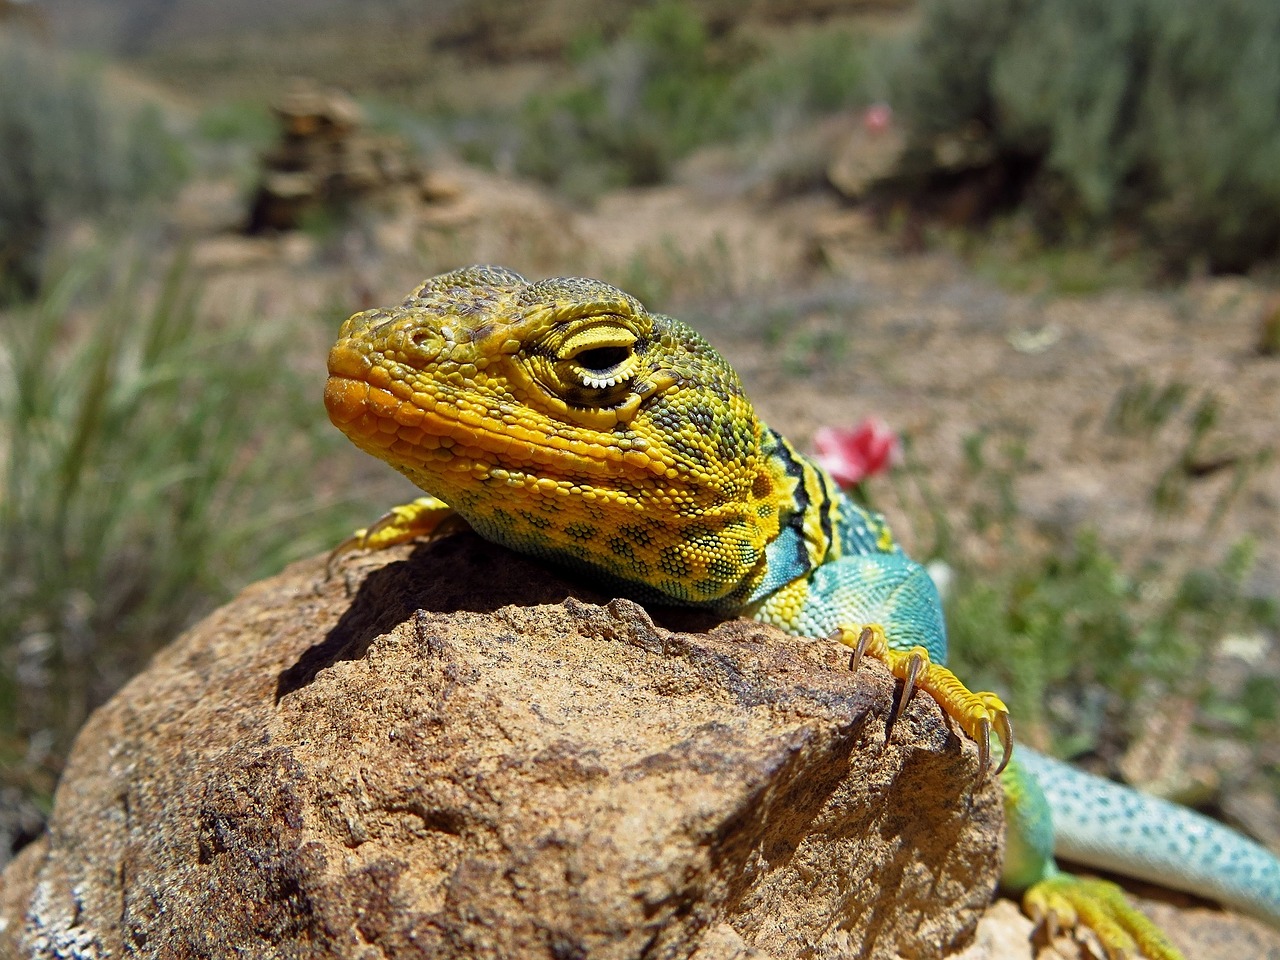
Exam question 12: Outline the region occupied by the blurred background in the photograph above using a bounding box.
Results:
[1,0,1278,872]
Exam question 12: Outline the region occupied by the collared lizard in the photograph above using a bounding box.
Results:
[324,264,1280,959]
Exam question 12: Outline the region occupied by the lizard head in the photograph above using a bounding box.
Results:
[325,264,784,605]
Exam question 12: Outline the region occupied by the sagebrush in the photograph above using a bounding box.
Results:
[891,0,1280,271]
[0,256,365,845]
[0,37,186,297]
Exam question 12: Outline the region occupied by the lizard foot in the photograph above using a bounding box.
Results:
[326,496,463,577]
[1024,874,1185,960]
[832,624,1012,775]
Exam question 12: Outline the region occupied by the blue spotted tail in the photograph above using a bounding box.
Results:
[1020,749,1280,925]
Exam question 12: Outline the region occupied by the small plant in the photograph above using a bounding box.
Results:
[607,232,737,309]
[195,99,275,146]
[1123,386,1270,522]
[0,37,187,297]
[944,529,1268,757]
[889,0,1280,272]
[1257,296,1280,357]
[1107,376,1190,438]
[958,428,1026,541]
[858,404,1278,765]
[948,216,1158,295]
[781,328,850,379]
[0,254,367,825]
[510,2,872,200]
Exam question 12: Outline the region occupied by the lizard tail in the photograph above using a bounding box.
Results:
[1018,748,1280,926]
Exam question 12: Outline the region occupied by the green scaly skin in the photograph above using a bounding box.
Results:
[325,265,1280,960]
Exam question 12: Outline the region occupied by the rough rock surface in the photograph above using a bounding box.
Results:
[0,534,1003,959]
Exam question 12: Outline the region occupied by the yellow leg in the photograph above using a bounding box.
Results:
[833,624,1013,775]
[326,496,463,576]
[1025,874,1186,960]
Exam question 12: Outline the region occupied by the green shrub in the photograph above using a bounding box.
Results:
[511,2,870,200]
[888,0,1023,142]
[0,255,364,812]
[0,37,187,297]
[732,27,869,122]
[891,0,1280,271]
[514,1,734,198]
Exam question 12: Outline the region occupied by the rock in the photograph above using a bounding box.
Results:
[420,171,467,205]
[0,534,1002,959]
[245,81,421,234]
[949,899,1036,960]
[826,123,907,203]
[1144,901,1280,960]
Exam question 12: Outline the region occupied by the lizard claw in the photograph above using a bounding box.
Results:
[992,707,1013,775]
[327,527,373,579]
[835,625,1013,776]
[974,716,991,777]
[900,650,923,709]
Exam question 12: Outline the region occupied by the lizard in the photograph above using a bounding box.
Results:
[323,264,1280,959]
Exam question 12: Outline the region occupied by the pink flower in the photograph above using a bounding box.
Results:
[862,103,893,136]
[813,418,902,489]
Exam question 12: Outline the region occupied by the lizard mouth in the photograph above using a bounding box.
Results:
[324,342,479,463]
[324,371,661,484]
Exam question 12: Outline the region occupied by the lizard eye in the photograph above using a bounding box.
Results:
[575,346,630,373]
[525,318,644,408]
[569,344,638,391]
[566,342,637,391]
[558,327,640,393]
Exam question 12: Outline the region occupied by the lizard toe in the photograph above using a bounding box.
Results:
[326,496,462,577]
[834,624,1013,775]
[1023,874,1185,960]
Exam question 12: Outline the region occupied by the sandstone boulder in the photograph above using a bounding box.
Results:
[0,534,1002,959]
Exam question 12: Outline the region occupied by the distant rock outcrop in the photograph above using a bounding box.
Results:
[0,534,1002,959]
[246,81,420,233]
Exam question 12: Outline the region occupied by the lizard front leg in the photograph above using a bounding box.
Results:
[836,623,1011,774]
[327,495,466,575]
[750,552,1012,774]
